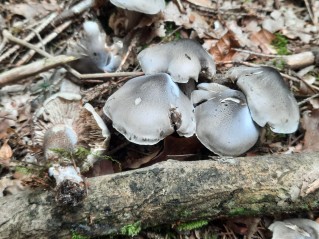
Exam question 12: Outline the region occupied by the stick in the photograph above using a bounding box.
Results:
[0,55,77,87]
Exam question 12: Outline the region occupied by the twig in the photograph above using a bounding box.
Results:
[304,0,316,25]
[0,55,77,87]
[0,12,57,63]
[232,48,282,58]
[75,72,143,79]
[174,0,186,13]
[16,20,73,65]
[2,30,51,58]
[298,93,319,106]
[52,0,94,25]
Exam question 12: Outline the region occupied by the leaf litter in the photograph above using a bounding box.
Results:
[1,0,319,238]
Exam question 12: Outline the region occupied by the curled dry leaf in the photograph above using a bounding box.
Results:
[208,31,245,62]
[0,140,13,166]
[249,29,276,54]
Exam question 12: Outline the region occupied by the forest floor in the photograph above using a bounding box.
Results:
[1,0,319,238]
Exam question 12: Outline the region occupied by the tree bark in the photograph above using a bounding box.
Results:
[1,152,319,238]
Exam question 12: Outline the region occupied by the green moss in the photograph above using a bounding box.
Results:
[164,22,181,41]
[177,219,209,231]
[15,166,32,175]
[180,209,193,218]
[272,58,286,70]
[50,146,120,168]
[120,221,142,237]
[272,33,290,55]
[71,232,89,239]
[229,207,246,216]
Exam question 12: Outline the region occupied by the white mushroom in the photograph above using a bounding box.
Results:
[67,21,121,73]
[227,66,300,133]
[103,73,195,145]
[33,92,110,170]
[269,219,319,239]
[110,0,165,14]
[192,83,259,156]
[33,90,110,205]
[137,39,216,83]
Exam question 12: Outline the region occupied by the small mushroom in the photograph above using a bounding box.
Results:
[269,219,319,239]
[227,66,300,133]
[192,83,259,156]
[103,73,195,145]
[67,21,121,73]
[137,39,216,83]
[33,92,110,205]
[110,0,165,14]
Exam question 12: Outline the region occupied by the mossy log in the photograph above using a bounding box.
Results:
[1,152,319,238]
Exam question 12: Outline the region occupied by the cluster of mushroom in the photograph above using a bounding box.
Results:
[104,39,300,156]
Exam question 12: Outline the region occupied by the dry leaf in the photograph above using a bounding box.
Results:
[163,2,212,38]
[209,31,247,62]
[146,135,203,166]
[6,0,59,21]
[0,140,13,165]
[226,217,261,236]
[249,29,276,54]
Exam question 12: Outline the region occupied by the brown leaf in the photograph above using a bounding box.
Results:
[302,109,319,152]
[209,31,244,62]
[249,29,276,54]
[0,140,13,165]
[144,135,204,166]
[226,217,261,236]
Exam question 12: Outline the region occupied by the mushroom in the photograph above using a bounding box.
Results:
[227,66,300,133]
[110,0,165,14]
[192,83,260,156]
[137,39,216,83]
[269,219,319,239]
[67,21,121,73]
[33,91,110,205]
[103,73,195,145]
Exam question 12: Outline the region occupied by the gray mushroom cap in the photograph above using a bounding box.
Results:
[192,83,259,156]
[67,21,120,73]
[269,219,319,239]
[103,73,195,145]
[227,66,300,133]
[110,0,165,14]
[137,39,216,83]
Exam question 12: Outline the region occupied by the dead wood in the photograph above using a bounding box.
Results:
[1,152,319,238]
[0,55,77,87]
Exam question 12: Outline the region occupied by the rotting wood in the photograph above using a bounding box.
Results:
[1,152,319,238]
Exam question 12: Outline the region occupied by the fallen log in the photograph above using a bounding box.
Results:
[1,152,319,238]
